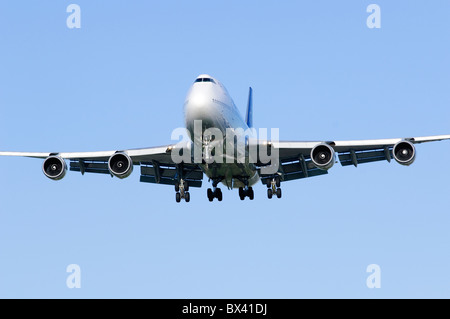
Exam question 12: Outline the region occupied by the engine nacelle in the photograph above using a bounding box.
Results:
[42,156,67,180]
[311,143,335,170]
[393,140,416,166]
[108,152,133,179]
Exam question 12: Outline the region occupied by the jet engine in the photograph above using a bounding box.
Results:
[42,156,67,180]
[108,152,133,178]
[393,140,416,166]
[311,143,335,170]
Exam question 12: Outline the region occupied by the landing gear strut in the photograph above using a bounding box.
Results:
[175,179,190,203]
[267,176,282,199]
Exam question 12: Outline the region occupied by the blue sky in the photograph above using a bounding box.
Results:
[0,1,449,298]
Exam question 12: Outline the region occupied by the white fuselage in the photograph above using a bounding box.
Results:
[184,75,259,189]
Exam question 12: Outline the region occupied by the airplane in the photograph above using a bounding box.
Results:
[0,74,449,202]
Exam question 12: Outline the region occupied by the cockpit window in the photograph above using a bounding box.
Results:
[195,78,216,84]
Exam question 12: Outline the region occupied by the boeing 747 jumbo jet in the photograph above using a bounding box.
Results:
[1,74,449,202]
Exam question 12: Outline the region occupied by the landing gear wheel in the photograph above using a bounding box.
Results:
[248,187,254,200]
[238,186,254,200]
[184,181,189,192]
[276,188,282,199]
[216,188,223,201]
[267,188,273,199]
[207,187,223,202]
[185,192,190,202]
[266,179,271,188]
[207,188,213,202]
[175,183,179,192]
[239,187,245,200]
[176,192,181,203]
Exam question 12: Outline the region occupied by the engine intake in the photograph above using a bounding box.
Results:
[393,140,416,166]
[108,152,133,179]
[311,143,335,170]
[42,156,67,180]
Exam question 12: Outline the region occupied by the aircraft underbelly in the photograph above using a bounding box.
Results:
[201,162,259,189]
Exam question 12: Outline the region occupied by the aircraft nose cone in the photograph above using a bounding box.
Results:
[189,94,211,110]
[185,90,213,119]
[184,90,217,136]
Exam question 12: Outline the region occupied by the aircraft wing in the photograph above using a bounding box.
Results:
[0,142,204,188]
[258,134,450,184]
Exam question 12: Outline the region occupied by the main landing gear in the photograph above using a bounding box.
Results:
[239,186,254,200]
[175,180,190,203]
[207,179,223,202]
[207,188,222,202]
[267,176,282,199]
[237,178,254,200]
